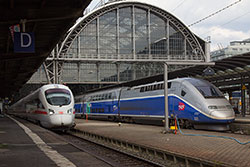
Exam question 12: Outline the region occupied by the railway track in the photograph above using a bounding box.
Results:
[59,131,167,167]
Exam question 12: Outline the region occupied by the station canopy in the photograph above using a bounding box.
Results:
[0,0,91,98]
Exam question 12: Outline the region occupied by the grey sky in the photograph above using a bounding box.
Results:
[87,0,250,51]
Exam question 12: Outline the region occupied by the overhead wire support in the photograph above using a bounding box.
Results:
[188,0,242,27]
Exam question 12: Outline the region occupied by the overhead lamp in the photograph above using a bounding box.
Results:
[195,74,202,78]
[217,70,226,75]
[225,69,235,74]
[244,65,250,71]
[234,67,246,72]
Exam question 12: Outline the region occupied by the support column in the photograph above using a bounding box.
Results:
[54,61,58,84]
[228,91,233,105]
[132,5,136,59]
[147,9,151,59]
[77,62,80,82]
[116,63,120,83]
[164,63,170,132]
[77,36,81,58]
[97,63,100,82]
[248,83,250,115]
[241,82,246,117]
[166,20,170,58]
[132,64,136,80]
[116,8,120,60]
[97,17,100,59]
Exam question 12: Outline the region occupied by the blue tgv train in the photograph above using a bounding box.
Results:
[74,78,235,130]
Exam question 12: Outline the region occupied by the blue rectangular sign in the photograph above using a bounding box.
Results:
[14,32,35,53]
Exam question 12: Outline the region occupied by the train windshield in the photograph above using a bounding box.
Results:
[45,88,71,106]
[187,79,224,98]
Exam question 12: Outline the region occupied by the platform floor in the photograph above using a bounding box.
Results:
[0,115,111,167]
[75,118,250,167]
[234,115,250,123]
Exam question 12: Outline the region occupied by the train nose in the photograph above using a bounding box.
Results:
[60,115,74,126]
[210,110,234,118]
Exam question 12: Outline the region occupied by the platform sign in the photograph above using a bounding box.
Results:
[14,32,35,53]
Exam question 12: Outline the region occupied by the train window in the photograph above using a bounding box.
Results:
[181,90,186,97]
[140,87,145,92]
[38,101,45,109]
[187,78,224,98]
[45,88,71,106]
[168,82,172,88]
[153,85,157,90]
[157,84,161,90]
[160,84,163,89]
[108,93,112,99]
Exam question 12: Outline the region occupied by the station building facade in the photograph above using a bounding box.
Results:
[211,39,250,61]
[27,0,208,93]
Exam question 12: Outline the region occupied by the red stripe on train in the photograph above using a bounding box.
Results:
[34,110,47,115]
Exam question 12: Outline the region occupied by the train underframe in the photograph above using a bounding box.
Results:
[81,114,231,131]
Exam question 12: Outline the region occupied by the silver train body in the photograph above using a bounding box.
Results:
[75,78,235,131]
[9,84,75,129]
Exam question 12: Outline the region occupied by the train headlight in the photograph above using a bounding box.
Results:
[208,106,218,110]
[67,108,73,114]
[49,109,55,115]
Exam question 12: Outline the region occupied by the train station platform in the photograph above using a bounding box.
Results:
[231,115,250,135]
[74,119,250,167]
[0,115,57,167]
[234,115,250,123]
[0,115,111,167]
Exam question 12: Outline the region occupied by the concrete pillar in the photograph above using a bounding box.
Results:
[97,63,100,82]
[241,83,246,117]
[228,91,233,105]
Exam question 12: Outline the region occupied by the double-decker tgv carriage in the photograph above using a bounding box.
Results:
[9,84,75,130]
[75,78,235,131]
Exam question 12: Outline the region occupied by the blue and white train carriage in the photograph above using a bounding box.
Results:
[75,78,235,131]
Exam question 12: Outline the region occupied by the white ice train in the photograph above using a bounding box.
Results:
[9,84,75,130]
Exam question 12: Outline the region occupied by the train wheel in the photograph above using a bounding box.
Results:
[183,120,193,129]
[108,116,116,121]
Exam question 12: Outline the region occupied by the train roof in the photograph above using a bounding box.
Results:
[11,84,71,107]
[40,84,70,91]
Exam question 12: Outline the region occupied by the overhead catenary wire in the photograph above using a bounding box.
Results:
[171,0,187,12]
[201,10,250,36]
[188,0,242,27]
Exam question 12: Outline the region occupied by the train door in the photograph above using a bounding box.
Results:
[108,92,116,113]
[169,82,181,116]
